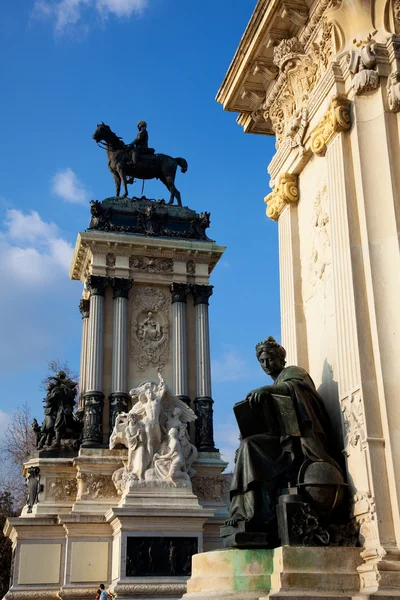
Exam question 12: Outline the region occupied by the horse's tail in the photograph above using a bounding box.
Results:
[175,157,188,173]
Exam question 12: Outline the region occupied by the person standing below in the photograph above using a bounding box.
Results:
[98,584,108,600]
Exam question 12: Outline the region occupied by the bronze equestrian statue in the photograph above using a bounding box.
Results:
[92,122,188,206]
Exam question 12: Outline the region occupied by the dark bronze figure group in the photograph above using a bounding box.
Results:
[92,121,187,205]
[222,337,352,549]
[35,371,82,450]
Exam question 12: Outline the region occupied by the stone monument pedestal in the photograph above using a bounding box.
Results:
[184,546,363,600]
[105,486,214,600]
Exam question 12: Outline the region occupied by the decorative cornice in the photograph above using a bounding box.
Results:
[78,298,90,319]
[192,284,213,306]
[86,274,108,297]
[69,231,226,282]
[264,173,299,221]
[170,282,191,304]
[111,277,132,299]
[310,95,351,156]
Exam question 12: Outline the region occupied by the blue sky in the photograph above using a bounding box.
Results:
[0,0,279,467]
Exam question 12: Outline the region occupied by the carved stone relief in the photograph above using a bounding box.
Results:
[106,253,116,268]
[192,476,223,502]
[76,471,117,500]
[129,256,173,274]
[46,476,77,502]
[342,389,365,454]
[260,27,332,150]
[394,0,400,34]
[387,71,400,111]
[186,260,196,275]
[352,491,385,562]
[305,185,331,304]
[130,287,170,371]
[349,39,379,95]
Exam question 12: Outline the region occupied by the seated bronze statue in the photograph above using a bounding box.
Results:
[222,336,344,548]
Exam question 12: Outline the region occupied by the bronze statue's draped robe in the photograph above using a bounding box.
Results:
[229,365,338,531]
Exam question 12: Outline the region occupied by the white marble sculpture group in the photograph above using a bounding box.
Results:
[110,373,198,494]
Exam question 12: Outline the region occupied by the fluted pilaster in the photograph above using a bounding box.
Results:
[192,284,217,452]
[170,283,190,405]
[82,275,108,447]
[78,299,90,411]
[109,278,132,433]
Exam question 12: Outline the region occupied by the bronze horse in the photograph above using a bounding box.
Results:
[92,123,188,205]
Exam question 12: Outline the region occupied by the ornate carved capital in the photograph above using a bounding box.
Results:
[192,284,213,306]
[79,299,90,319]
[264,173,299,221]
[170,282,191,304]
[86,275,108,297]
[310,95,351,157]
[111,277,132,299]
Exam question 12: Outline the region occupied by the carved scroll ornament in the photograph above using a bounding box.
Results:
[264,173,299,221]
[310,95,351,156]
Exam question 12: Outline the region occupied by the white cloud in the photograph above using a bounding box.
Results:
[5,209,58,242]
[51,168,90,204]
[33,0,147,33]
[0,209,73,285]
[212,345,249,383]
[0,207,77,376]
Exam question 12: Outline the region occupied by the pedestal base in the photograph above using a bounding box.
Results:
[184,546,363,600]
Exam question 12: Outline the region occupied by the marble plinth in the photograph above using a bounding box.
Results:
[183,546,363,600]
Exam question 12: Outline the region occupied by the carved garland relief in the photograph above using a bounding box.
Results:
[76,471,117,500]
[130,286,170,371]
[46,477,78,502]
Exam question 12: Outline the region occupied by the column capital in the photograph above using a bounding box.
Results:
[111,277,132,299]
[192,284,213,306]
[86,275,109,297]
[79,298,90,319]
[170,282,191,304]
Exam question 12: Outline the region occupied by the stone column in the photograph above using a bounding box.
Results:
[78,299,90,411]
[192,284,217,452]
[82,275,108,448]
[109,278,132,434]
[170,283,191,405]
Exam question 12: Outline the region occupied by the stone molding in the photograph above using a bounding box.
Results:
[264,173,299,221]
[111,277,132,299]
[78,299,90,319]
[310,95,351,156]
[86,274,108,297]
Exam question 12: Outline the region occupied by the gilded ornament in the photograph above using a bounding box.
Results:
[310,95,351,156]
[264,173,299,221]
